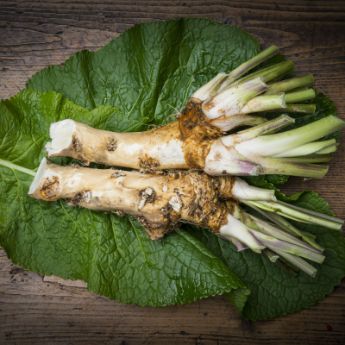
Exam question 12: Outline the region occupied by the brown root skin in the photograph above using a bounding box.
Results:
[178,99,224,169]
[138,154,160,170]
[178,99,222,140]
[29,161,235,240]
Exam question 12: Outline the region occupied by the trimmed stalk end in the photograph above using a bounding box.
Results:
[205,142,263,176]
[219,214,265,253]
[285,89,316,103]
[232,178,276,201]
[240,94,286,114]
[202,77,267,120]
[192,73,228,101]
[266,74,315,95]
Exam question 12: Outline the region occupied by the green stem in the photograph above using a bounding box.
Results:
[274,250,317,277]
[251,229,324,263]
[220,45,279,90]
[246,204,324,251]
[232,178,276,201]
[192,73,228,100]
[237,61,294,85]
[240,94,286,113]
[284,155,331,163]
[210,114,266,132]
[0,158,36,176]
[317,144,337,154]
[221,115,295,146]
[236,115,344,156]
[285,104,316,113]
[219,214,264,253]
[253,156,328,178]
[203,77,267,119]
[233,77,268,104]
[274,139,336,157]
[266,74,314,95]
[285,89,316,103]
[248,215,322,255]
[246,200,343,230]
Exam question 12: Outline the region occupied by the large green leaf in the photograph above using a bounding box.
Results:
[2,18,344,319]
[0,89,249,308]
[28,19,260,127]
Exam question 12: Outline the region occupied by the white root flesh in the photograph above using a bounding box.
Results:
[46,120,186,170]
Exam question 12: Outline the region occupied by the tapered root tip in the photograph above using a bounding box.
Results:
[46,119,76,156]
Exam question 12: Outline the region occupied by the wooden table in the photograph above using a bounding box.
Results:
[1,1,344,344]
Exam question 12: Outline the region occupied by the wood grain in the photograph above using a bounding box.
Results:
[1,250,345,345]
[1,1,345,344]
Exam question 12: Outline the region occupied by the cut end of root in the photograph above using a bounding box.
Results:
[46,119,76,156]
[28,158,49,196]
[28,158,61,200]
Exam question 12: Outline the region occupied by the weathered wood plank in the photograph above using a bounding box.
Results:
[1,250,344,345]
[0,1,344,344]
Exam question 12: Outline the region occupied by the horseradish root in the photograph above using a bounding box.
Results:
[45,46,344,178]
[29,159,343,276]
[47,114,343,178]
